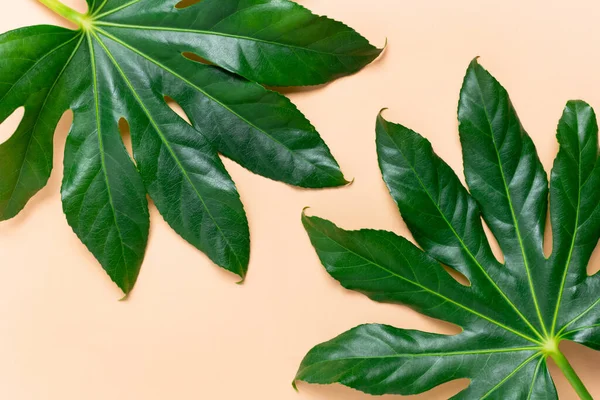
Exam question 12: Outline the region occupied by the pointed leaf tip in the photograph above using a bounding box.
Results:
[301,207,313,222]
[378,107,390,117]
[565,99,592,110]
[235,276,246,285]
[376,108,391,130]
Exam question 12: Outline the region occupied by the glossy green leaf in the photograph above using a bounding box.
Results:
[94,0,383,86]
[0,26,79,220]
[295,59,600,399]
[0,0,379,294]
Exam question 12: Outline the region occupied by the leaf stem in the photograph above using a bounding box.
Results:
[550,350,592,400]
[37,0,90,28]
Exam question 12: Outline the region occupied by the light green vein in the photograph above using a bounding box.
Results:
[472,75,548,337]
[481,353,540,399]
[303,347,539,366]
[89,31,245,276]
[558,298,600,337]
[93,0,142,19]
[86,32,130,290]
[550,127,583,336]
[91,0,109,16]
[94,27,342,182]
[309,222,543,345]
[380,118,544,342]
[4,33,84,213]
[560,323,600,337]
[0,33,80,105]
[93,21,366,58]
[526,357,545,400]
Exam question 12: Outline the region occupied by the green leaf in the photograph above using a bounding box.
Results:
[94,0,383,86]
[0,26,79,220]
[0,0,379,294]
[61,36,150,294]
[296,59,600,399]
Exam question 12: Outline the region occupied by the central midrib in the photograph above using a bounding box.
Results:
[380,121,544,342]
[550,128,583,335]
[481,353,541,399]
[301,346,540,366]
[95,26,344,183]
[87,32,131,290]
[93,0,141,18]
[94,21,368,58]
[90,31,245,275]
[308,220,542,344]
[471,75,548,338]
[4,33,83,213]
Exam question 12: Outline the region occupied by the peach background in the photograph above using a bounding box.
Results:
[1,0,600,398]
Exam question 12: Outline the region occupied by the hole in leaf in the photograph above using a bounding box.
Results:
[175,0,204,9]
[118,117,134,161]
[0,107,25,146]
[164,95,192,125]
[588,240,600,275]
[182,52,214,66]
[481,218,505,264]
[442,265,471,287]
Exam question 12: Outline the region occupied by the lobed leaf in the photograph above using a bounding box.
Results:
[0,0,379,293]
[296,59,600,398]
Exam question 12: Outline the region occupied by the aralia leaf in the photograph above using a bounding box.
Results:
[0,0,379,294]
[295,59,600,399]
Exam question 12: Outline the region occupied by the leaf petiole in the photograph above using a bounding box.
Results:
[37,0,91,28]
[550,350,592,400]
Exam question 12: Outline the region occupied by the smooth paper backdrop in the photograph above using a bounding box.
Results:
[1,0,600,399]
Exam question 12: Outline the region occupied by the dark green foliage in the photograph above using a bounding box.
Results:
[0,0,381,294]
[296,60,600,399]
